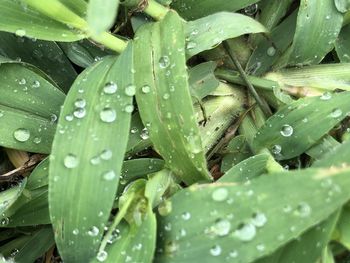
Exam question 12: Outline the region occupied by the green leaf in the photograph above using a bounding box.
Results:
[156,167,350,263]
[171,0,260,20]
[335,0,350,13]
[275,0,343,67]
[0,31,77,91]
[13,226,54,263]
[185,13,267,59]
[219,153,270,183]
[87,0,119,35]
[0,61,65,153]
[0,0,85,41]
[253,92,350,160]
[49,47,134,262]
[189,62,220,100]
[126,113,152,156]
[133,11,211,185]
[336,206,350,250]
[313,139,350,168]
[265,64,350,93]
[335,24,350,62]
[0,180,26,217]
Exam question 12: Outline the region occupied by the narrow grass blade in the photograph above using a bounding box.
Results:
[13,226,54,263]
[0,180,26,217]
[265,64,350,94]
[336,207,350,249]
[185,13,266,59]
[335,24,350,62]
[156,167,350,263]
[126,113,152,156]
[219,153,270,183]
[253,92,350,160]
[133,11,211,185]
[189,62,220,100]
[0,61,64,153]
[87,0,119,35]
[0,0,86,41]
[275,0,343,67]
[0,32,77,91]
[60,0,88,17]
[221,135,252,173]
[306,135,340,160]
[49,46,134,262]
[247,10,297,75]
[313,139,350,168]
[171,0,260,20]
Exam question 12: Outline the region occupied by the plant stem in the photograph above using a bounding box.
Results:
[223,41,273,117]
[92,32,128,53]
[144,0,169,20]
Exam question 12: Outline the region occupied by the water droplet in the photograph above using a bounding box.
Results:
[330,108,342,118]
[212,188,229,202]
[107,229,121,244]
[211,219,231,236]
[33,137,41,144]
[229,250,238,258]
[280,124,293,137]
[159,56,170,68]
[0,217,9,226]
[296,202,311,217]
[234,223,256,241]
[140,128,149,140]
[103,82,118,94]
[267,46,276,56]
[125,85,136,96]
[124,104,134,113]
[19,78,26,85]
[271,145,282,155]
[320,92,332,100]
[158,200,172,216]
[209,245,222,256]
[163,93,170,100]
[73,107,86,119]
[165,241,179,254]
[13,128,30,142]
[244,3,258,15]
[186,41,197,50]
[100,149,112,160]
[88,226,99,236]
[141,85,151,94]
[32,80,40,88]
[65,114,74,121]
[74,98,86,108]
[181,212,191,220]
[257,244,265,252]
[64,154,78,169]
[15,29,26,37]
[72,229,79,235]
[251,212,267,227]
[103,170,116,181]
[96,251,108,262]
[100,108,116,123]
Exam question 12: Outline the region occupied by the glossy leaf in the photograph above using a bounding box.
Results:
[185,12,267,58]
[335,24,350,62]
[0,0,85,41]
[49,47,134,262]
[171,0,260,20]
[0,31,77,91]
[0,61,64,153]
[275,0,343,67]
[253,92,350,160]
[133,11,211,185]
[87,0,119,35]
[156,167,350,263]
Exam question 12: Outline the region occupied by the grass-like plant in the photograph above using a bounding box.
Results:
[0,0,350,262]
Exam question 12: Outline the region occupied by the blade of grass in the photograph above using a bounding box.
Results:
[49,46,134,262]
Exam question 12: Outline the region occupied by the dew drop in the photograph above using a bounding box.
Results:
[72,229,79,235]
[96,251,108,262]
[330,108,342,118]
[251,212,267,227]
[15,29,26,37]
[19,78,26,85]
[124,104,134,113]
[0,217,9,226]
[209,245,222,256]
[32,80,40,88]
[65,114,74,122]
[33,137,41,144]
[244,3,258,15]
[165,241,179,254]
[103,170,116,181]
[100,149,112,160]
[280,124,293,137]
[212,188,229,202]
[73,107,86,119]
[159,56,170,68]
[141,85,151,94]
[123,84,136,97]
[88,226,99,236]
[103,82,118,94]
[211,219,231,236]
[13,128,30,142]
[100,108,116,123]
[320,92,332,100]
[234,223,256,241]
[64,154,78,169]
[296,202,311,217]
[158,200,172,216]
[181,212,191,220]
[257,244,265,252]
[267,46,276,56]
[271,144,282,155]
[140,128,149,140]
[229,250,238,258]
[74,98,86,108]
